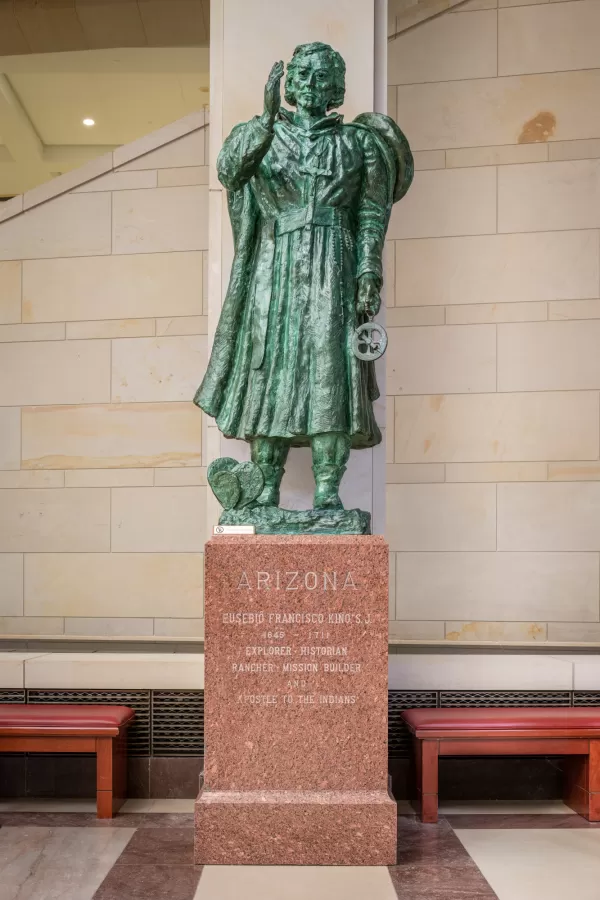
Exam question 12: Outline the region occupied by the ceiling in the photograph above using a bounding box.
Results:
[0,0,210,55]
[0,0,209,197]
[0,46,209,196]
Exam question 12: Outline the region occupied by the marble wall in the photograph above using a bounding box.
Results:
[1,0,599,647]
[386,0,600,644]
[0,112,209,639]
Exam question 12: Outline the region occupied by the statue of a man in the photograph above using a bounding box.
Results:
[195,42,412,520]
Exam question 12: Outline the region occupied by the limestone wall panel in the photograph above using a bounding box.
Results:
[387,483,496,551]
[396,551,599,622]
[113,185,208,254]
[0,262,22,324]
[395,70,600,150]
[0,340,110,406]
[111,486,207,552]
[0,554,23,616]
[0,488,110,552]
[498,483,600,551]
[25,553,203,618]
[0,193,111,261]
[394,231,599,307]
[499,0,600,76]
[389,10,497,84]
[387,324,496,395]
[498,320,600,392]
[394,392,599,463]
[22,403,202,470]
[387,167,497,239]
[498,159,600,233]
[23,252,203,322]
[111,335,207,403]
[0,408,20,470]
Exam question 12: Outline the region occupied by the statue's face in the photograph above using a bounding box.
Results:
[289,51,337,114]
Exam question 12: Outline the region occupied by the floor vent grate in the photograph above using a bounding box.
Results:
[152,691,204,756]
[388,691,437,759]
[574,692,600,706]
[440,691,572,708]
[0,690,26,703]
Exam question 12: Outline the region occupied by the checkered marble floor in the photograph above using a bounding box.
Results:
[1,800,599,899]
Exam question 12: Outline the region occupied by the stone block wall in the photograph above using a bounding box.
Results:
[386,0,600,644]
[0,112,209,639]
[2,0,600,647]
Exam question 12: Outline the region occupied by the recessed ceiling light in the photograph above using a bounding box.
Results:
[82,118,95,127]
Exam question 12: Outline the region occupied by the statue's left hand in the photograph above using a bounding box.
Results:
[356,273,381,318]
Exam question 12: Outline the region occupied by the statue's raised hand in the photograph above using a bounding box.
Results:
[261,61,284,129]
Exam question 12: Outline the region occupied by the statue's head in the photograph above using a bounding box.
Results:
[285,42,346,114]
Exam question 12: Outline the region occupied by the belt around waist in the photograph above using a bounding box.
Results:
[274,207,352,235]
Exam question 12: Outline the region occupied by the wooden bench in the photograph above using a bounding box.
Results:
[0,704,135,818]
[402,707,600,823]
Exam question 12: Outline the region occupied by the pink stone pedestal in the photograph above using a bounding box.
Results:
[194,535,396,865]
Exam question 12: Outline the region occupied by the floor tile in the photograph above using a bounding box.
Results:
[0,826,134,900]
[455,829,600,900]
[395,800,414,814]
[396,817,472,865]
[439,801,571,815]
[0,798,195,815]
[0,798,97,813]
[93,864,201,900]
[121,799,195,814]
[114,828,194,866]
[392,819,497,898]
[390,862,498,898]
[445,813,597,829]
[0,812,194,829]
[194,865,399,900]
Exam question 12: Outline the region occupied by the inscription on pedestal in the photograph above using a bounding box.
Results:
[225,572,369,707]
[203,536,389,793]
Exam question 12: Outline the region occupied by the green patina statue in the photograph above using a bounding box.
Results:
[194,42,413,534]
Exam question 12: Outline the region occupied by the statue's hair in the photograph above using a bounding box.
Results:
[284,42,346,111]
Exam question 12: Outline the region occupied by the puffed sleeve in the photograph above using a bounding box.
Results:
[217,117,275,192]
[355,130,390,286]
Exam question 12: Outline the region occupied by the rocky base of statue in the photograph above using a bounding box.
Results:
[219,504,371,535]
[207,456,371,534]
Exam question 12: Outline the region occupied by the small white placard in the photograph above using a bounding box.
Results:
[213,525,256,535]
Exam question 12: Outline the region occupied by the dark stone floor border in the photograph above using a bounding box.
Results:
[389,816,498,899]
[0,811,195,828]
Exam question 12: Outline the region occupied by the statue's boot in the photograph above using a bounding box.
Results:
[311,432,350,510]
[251,438,289,507]
[313,463,346,510]
[255,462,285,507]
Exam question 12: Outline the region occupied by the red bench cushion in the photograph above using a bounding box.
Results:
[402,707,600,733]
[0,704,135,731]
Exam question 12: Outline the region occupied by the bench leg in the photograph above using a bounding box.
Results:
[413,737,439,823]
[564,741,600,822]
[96,734,127,819]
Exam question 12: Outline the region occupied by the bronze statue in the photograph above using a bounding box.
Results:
[194,42,413,533]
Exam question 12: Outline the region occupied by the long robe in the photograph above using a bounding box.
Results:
[194,107,412,449]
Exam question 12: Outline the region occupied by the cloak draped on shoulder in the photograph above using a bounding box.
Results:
[194,110,413,450]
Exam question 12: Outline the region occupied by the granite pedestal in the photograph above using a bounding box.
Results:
[194,534,396,865]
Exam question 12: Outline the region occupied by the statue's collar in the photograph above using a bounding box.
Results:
[279,107,343,133]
